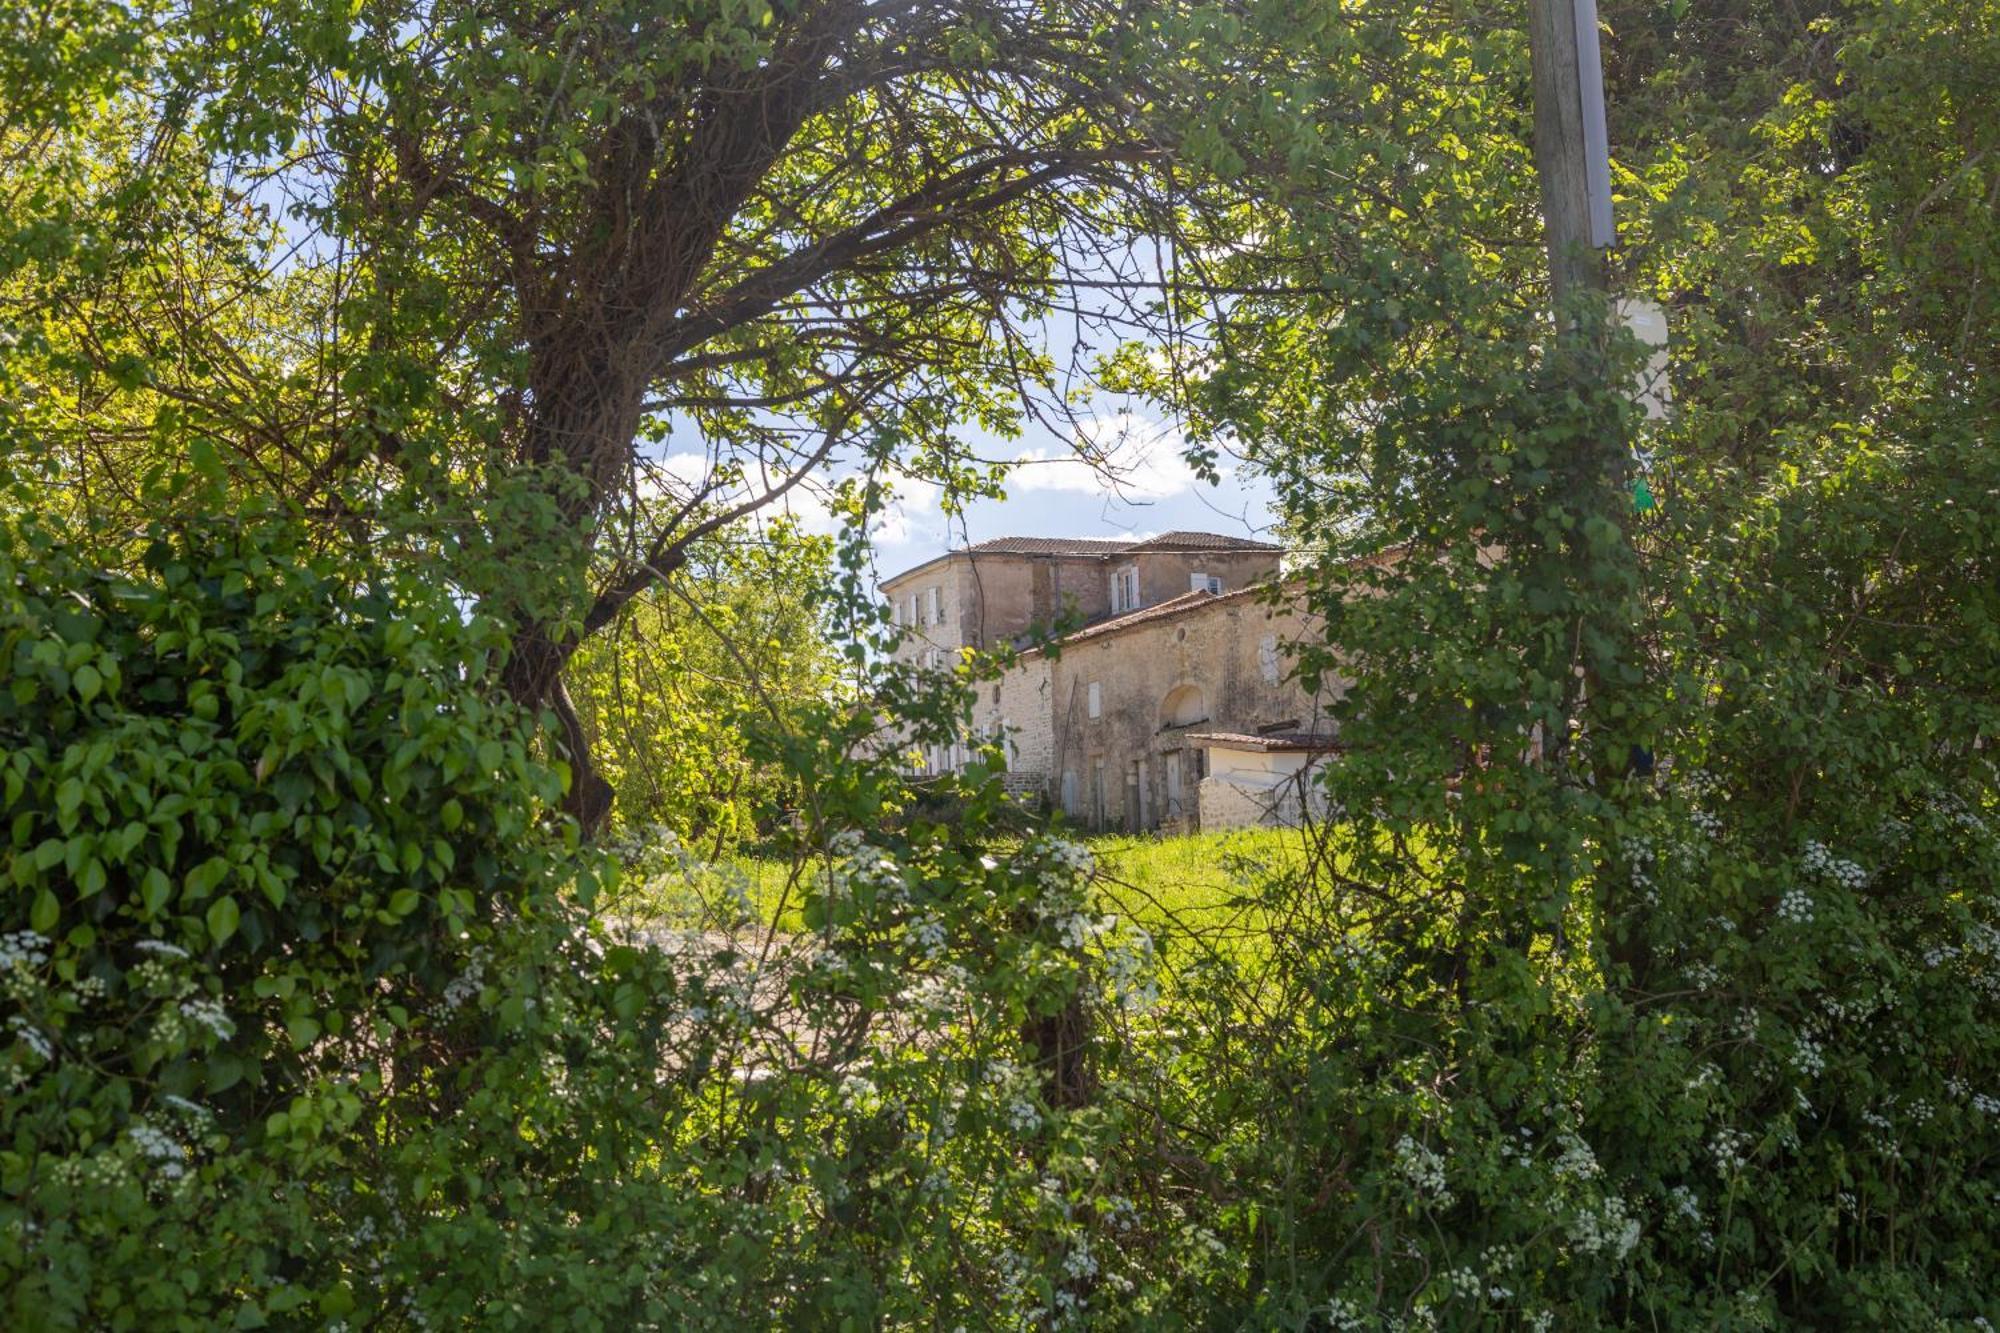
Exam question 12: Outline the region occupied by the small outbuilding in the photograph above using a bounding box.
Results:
[1188,729,1341,830]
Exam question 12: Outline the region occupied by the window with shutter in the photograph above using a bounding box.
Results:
[1110,565,1140,612]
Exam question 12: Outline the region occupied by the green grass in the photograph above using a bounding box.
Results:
[1087,826,1313,967]
[638,824,1321,954]
[1088,827,1305,925]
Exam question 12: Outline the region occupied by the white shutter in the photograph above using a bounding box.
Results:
[1111,566,1140,612]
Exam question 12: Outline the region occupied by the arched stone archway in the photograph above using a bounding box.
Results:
[1160,683,1208,729]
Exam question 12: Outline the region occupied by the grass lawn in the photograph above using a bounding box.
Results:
[1088,825,1308,930]
[649,824,1319,957]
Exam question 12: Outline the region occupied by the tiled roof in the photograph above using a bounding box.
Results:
[1187,729,1342,753]
[1057,584,1267,644]
[1122,531,1281,553]
[965,531,1277,557]
[962,536,1140,556]
[882,530,1281,588]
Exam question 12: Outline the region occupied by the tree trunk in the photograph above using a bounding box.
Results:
[502,622,616,839]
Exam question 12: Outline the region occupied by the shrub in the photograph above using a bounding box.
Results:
[0,516,606,1322]
[0,515,1182,1328]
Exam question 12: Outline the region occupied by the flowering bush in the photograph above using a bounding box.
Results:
[1084,0,2000,1325]
[0,515,1197,1327]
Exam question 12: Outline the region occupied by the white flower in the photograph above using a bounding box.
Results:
[127,1121,187,1180]
[1551,1131,1601,1181]
[1567,1193,1642,1258]
[441,947,488,1012]
[838,1073,879,1112]
[1799,839,1868,890]
[1710,1127,1753,1174]
[133,939,190,960]
[1394,1134,1453,1204]
[0,931,51,970]
[1776,888,1816,925]
[178,998,235,1041]
[1060,1240,1097,1281]
[907,914,948,960]
[1102,932,1161,1012]
[8,1017,52,1062]
[1322,1297,1368,1331]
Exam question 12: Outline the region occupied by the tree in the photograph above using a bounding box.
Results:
[566,518,843,850]
[2,0,1343,832]
[1110,0,2000,1323]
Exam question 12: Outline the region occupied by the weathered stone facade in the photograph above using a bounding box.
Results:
[880,533,1285,665]
[881,532,1342,832]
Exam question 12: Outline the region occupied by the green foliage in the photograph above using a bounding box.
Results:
[567,522,843,847]
[3,0,1996,1326]
[0,512,1187,1327]
[1093,0,2000,1326]
[0,513,589,1321]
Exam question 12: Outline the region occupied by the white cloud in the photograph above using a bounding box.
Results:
[647,451,944,553]
[866,478,944,549]
[1004,413,1220,502]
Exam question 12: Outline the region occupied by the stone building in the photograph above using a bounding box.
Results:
[880,532,1343,832]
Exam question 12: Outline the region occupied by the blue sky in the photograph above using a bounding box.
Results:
[877,412,1279,576]
[659,404,1278,589]
[682,408,1280,588]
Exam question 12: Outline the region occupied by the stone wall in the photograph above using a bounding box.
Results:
[1128,548,1283,611]
[882,544,1286,665]
[1196,749,1334,830]
[1046,590,1334,832]
[879,539,1323,821]
[970,652,1055,789]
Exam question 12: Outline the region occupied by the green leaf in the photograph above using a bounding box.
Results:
[207,895,242,947]
[141,865,174,915]
[30,888,60,933]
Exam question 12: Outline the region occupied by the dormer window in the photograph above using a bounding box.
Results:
[1190,572,1223,595]
[1111,565,1140,613]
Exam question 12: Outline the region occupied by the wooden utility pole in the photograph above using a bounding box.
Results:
[1527,0,1660,985]
[1527,0,1615,325]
